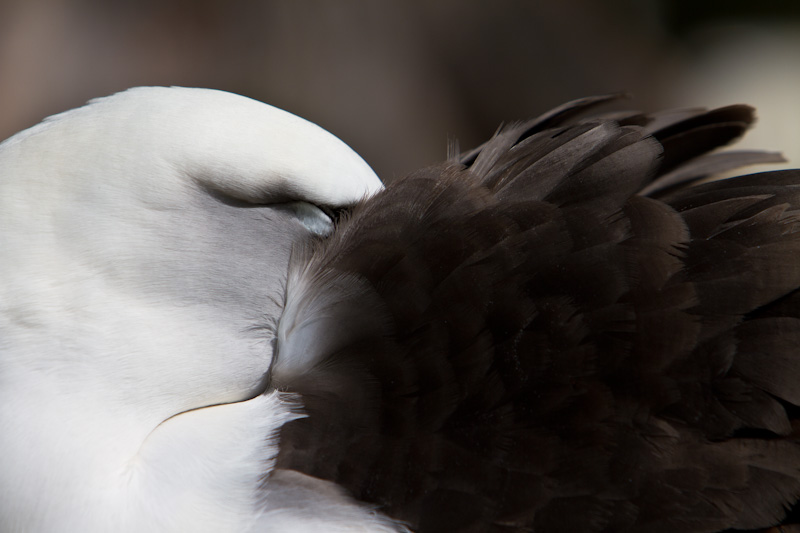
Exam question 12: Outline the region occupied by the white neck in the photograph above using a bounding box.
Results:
[2,382,299,532]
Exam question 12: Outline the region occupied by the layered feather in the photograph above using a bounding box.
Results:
[272,97,800,532]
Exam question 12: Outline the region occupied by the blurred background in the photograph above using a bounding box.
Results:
[1,0,800,180]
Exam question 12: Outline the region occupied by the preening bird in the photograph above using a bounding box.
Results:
[2,87,800,532]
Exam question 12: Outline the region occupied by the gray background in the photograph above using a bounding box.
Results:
[2,0,799,180]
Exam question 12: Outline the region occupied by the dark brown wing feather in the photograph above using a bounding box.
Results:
[271,97,800,532]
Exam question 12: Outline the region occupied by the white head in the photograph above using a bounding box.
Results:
[0,87,382,532]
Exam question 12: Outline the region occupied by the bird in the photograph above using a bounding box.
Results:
[2,86,800,533]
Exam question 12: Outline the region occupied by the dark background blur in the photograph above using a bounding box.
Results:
[2,0,800,179]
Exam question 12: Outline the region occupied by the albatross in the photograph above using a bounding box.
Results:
[2,87,800,532]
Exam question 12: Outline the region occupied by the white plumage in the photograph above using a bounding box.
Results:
[0,87,393,532]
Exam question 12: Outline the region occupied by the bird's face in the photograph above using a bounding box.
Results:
[0,87,381,532]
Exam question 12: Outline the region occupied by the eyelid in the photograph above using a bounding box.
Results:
[274,201,336,237]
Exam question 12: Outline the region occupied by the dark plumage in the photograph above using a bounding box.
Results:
[272,96,800,532]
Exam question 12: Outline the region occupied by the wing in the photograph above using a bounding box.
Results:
[270,97,800,532]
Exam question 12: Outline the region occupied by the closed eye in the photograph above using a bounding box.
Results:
[273,201,338,237]
[201,182,346,237]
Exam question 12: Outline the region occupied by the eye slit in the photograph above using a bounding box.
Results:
[202,181,350,238]
[274,201,337,237]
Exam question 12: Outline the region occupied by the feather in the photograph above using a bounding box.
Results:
[274,96,800,532]
[640,150,785,196]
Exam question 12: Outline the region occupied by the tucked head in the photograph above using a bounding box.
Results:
[0,86,381,532]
